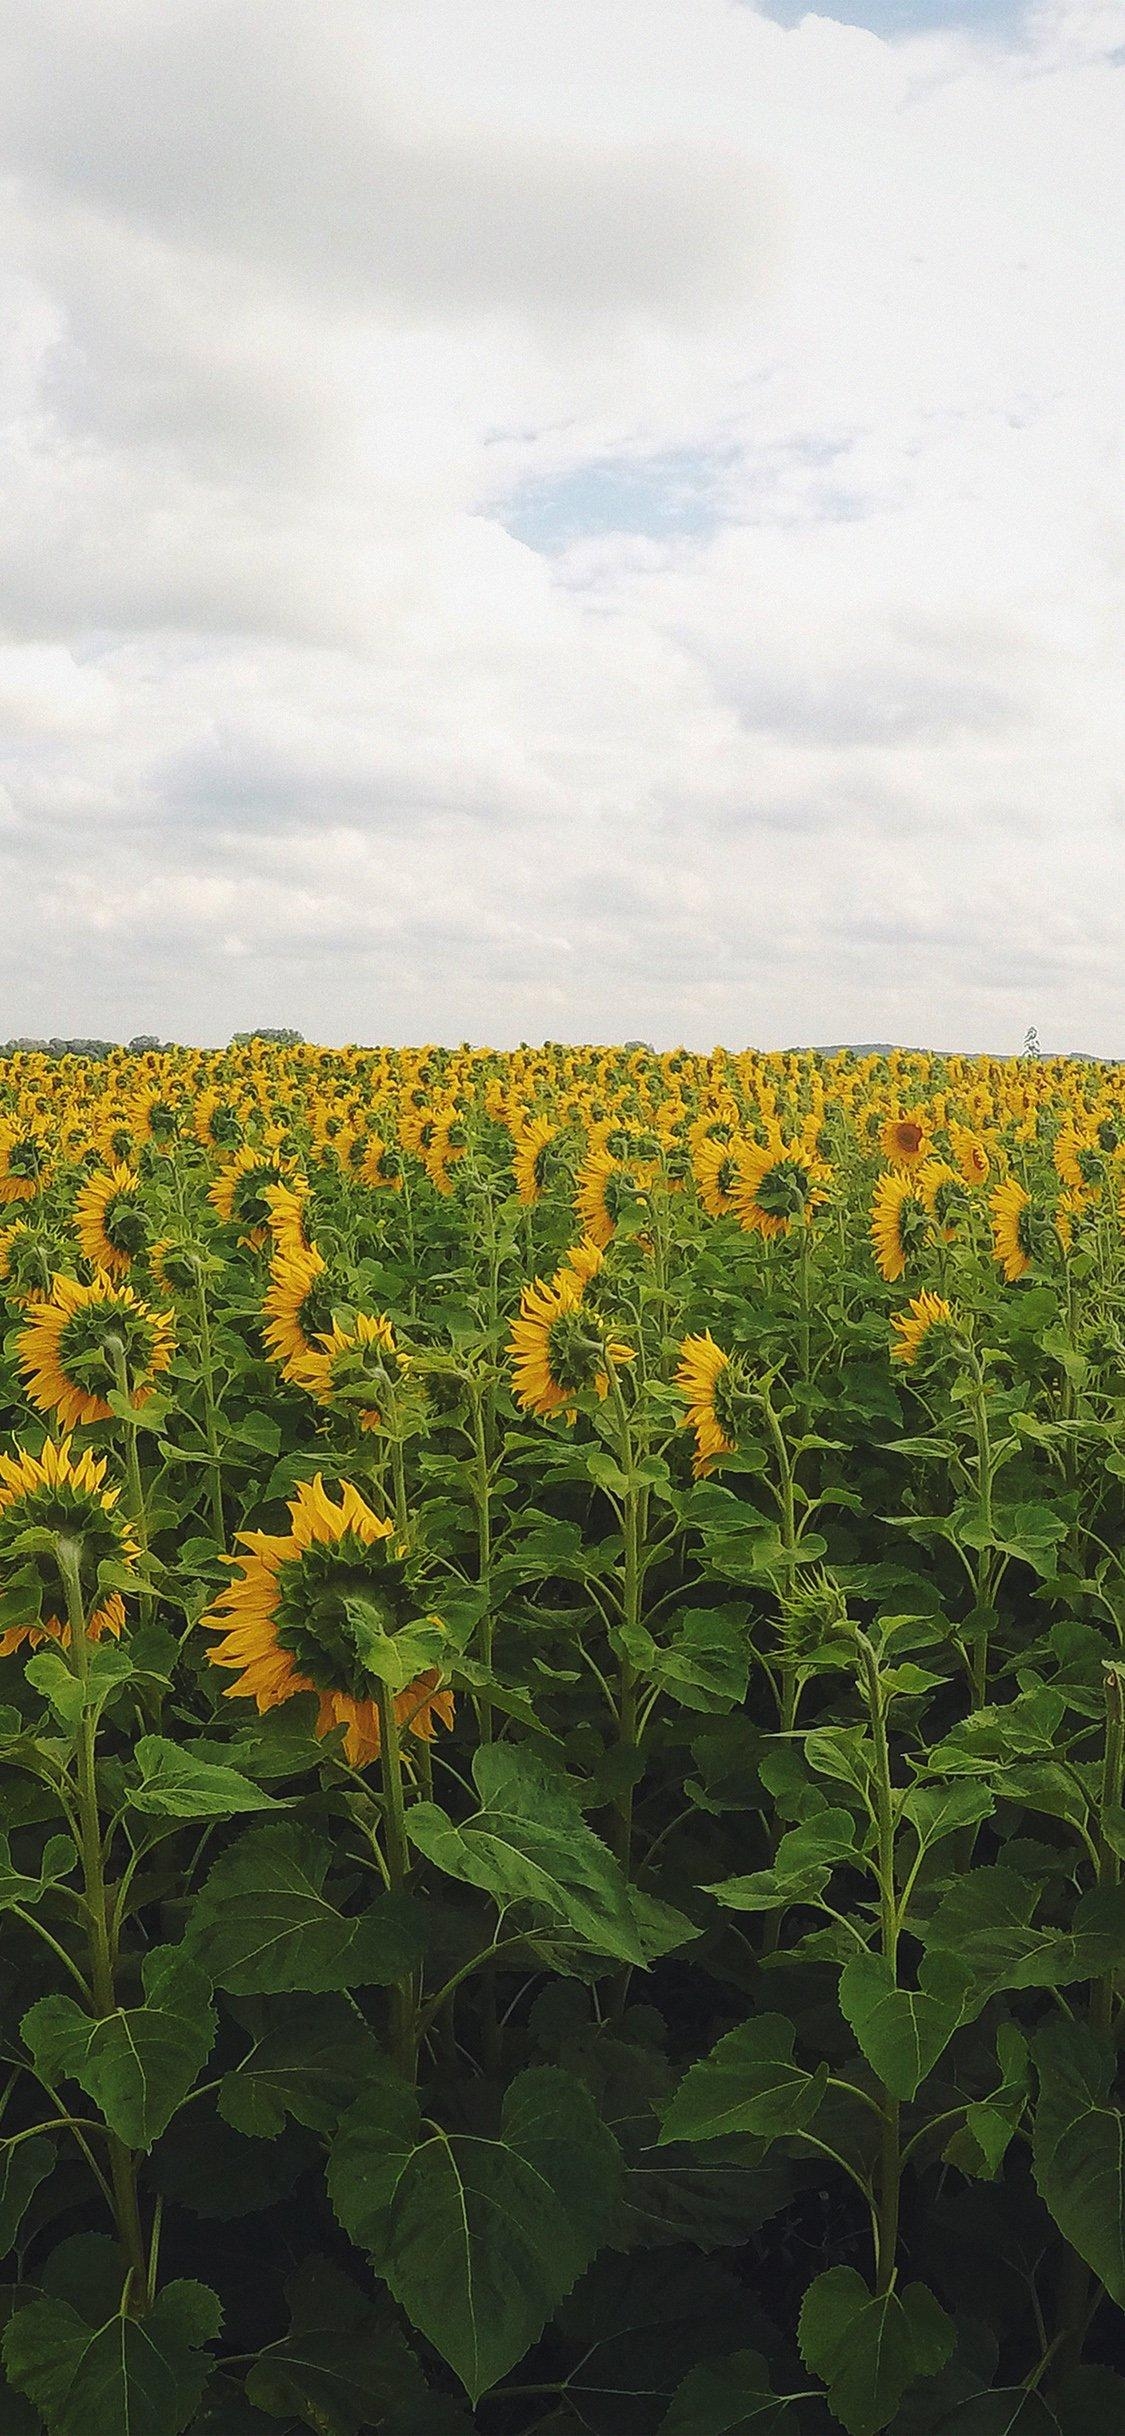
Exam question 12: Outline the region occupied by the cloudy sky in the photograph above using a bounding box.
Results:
[1,0,1122,1052]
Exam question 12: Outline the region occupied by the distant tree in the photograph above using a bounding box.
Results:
[229,1028,304,1047]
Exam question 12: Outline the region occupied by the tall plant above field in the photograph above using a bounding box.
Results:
[0,1037,1123,2434]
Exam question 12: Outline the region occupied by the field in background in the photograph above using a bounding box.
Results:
[0,1038,1123,2434]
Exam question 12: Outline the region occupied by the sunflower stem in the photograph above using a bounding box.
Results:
[375,1674,416,2079]
[108,1338,152,1627]
[192,1262,225,1545]
[55,1533,148,2315]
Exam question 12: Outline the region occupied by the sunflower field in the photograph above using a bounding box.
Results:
[1,1038,1124,2435]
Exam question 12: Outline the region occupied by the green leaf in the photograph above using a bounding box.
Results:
[22,1948,216,2148]
[3,2274,221,2436]
[798,2266,952,2436]
[659,2348,813,2431]
[329,2063,621,2402]
[659,2016,828,2145]
[900,1780,996,1850]
[25,1642,133,1732]
[650,1609,751,1714]
[0,2135,54,2251]
[245,2258,430,2434]
[186,1822,425,1992]
[129,1737,283,1819]
[218,1993,384,2137]
[406,1744,689,1968]
[709,1808,859,1914]
[1032,2021,1125,2304]
[837,1955,965,2101]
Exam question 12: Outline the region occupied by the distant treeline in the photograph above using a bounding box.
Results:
[0,1029,305,1058]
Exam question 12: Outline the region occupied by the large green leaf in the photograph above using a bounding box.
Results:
[837,1954,964,2101]
[245,2258,431,2434]
[649,1609,751,1714]
[129,1737,283,1819]
[186,1822,424,1993]
[798,2267,952,2436]
[0,2135,54,2251]
[659,2349,819,2431]
[659,2016,828,2145]
[407,1744,690,1967]
[329,2063,620,2401]
[218,1993,383,2137]
[1032,2021,1125,2304]
[22,1948,216,2149]
[3,2274,220,2436]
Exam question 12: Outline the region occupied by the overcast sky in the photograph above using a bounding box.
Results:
[1,0,1122,1052]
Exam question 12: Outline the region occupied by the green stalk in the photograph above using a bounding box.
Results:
[108,1337,152,1627]
[192,1262,225,1545]
[56,1536,148,2311]
[470,1383,494,1743]
[375,1675,416,2079]
[968,1361,996,1708]
[858,1630,901,2296]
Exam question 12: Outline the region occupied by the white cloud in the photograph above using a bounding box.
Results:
[0,0,1121,1050]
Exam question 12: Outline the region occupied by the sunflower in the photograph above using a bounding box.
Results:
[261,1243,349,1380]
[204,1474,452,1766]
[676,1332,750,1476]
[289,1311,402,1431]
[574,1147,634,1248]
[949,1122,990,1188]
[193,1091,243,1151]
[357,1133,402,1191]
[692,1133,742,1219]
[512,1116,557,1206]
[879,1110,930,1168]
[0,1437,139,1656]
[558,1237,604,1290]
[0,1121,49,1204]
[263,1179,311,1256]
[0,1221,57,1307]
[889,1290,957,1368]
[870,1171,930,1283]
[74,1165,148,1277]
[730,1136,829,1240]
[17,1273,174,1428]
[210,1145,299,1248]
[508,1270,632,1419]
[991,1177,1035,1282]
[917,1159,966,1240]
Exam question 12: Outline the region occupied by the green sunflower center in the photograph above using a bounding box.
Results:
[232,1165,284,1229]
[8,1138,42,1180]
[546,1308,606,1394]
[0,1485,124,1608]
[208,1105,242,1147]
[58,1306,158,1398]
[711,1358,753,1440]
[273,1532,416,1697]
[104,1192,149,1255]
[755,1158,813,1219]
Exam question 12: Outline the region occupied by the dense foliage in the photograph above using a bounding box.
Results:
[0,1037,1123,2435]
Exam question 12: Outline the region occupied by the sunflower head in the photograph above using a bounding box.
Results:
[676,1331,755,1475]
[0,1123,49,1203]
[889,1290,960,1370]
[0,1221,64,1306]
[871,1171,930,1283]
[512,1117,557,1206]
[262,1243,354,1380]
[211,1146,298,1247]
[731,1137,829,1239]
[917,1159,968,1239]
[204,1475,452,1767]
[74,1165,149,1277]
[0,1437,139,1656]
[290,1310,403,1431]
[509,1270,632,1419]
[17,1273,175,1428]
[990,1177,1056,1283]
[879,1111,930,1168]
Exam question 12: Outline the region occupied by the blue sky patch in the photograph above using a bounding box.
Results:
[497,448,737,552]
[754,0,1029,36]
